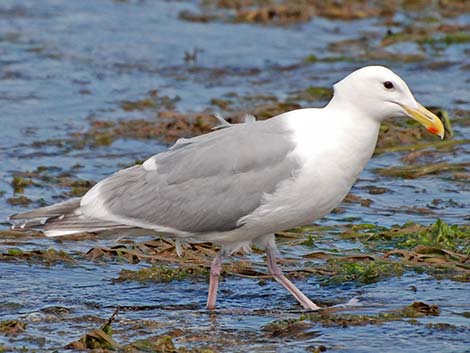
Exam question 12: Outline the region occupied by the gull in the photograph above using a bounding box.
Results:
[9,66,444,310]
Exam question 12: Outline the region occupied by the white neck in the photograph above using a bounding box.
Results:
[285,101,381,182]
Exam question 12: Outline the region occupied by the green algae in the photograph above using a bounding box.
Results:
[2,220,468,350]
[0,248,75,265]
[361,185,389,195]
[0,229,42,238]
[302,235,316,247]
[374,138,470,154]
[128,335,176,352]
[11,176,33,193]
[304,86,333,101]
[294,220,470,285]
[91,132,114,146]
[329,220,470,282]
[262,318,314,339]
[381,31,419,47]
[115,265,209,283]
[375,162,470,179]
[179,10,219,23]
[263,301,441,333]
[338,220,470,257]
[66,327,122,350]
[69,312,217,353]
[435,108,454,138]
[0,320,27,336]
[6,196,33,206]
[359,220,470,254]
[187,0,470,26]
[344,193,373,207]
[251,102,301,120]
[68,179,96,197]
[318,258,404,285]
[263,301,459,344]
[120,92,179,111]
[287,224,336,234]
[381,25,470,48]
[204,0,400,25]
[83,111,217,145]
[125,334,217,352]
[7,248,23,256]
[8,166,97,200]
[3,219,467,314]
[305,301,440,326]
[66,308,122,350]
[121,98,158,111]
[419,32,470,46]
[304,54,318,63]
[304,54,356,63]
[399,301,441,317]
[210,98,232,109]
[394,220,470,254]
[287,86,333,103]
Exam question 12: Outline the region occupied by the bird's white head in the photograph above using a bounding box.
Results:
[331,66,444,139]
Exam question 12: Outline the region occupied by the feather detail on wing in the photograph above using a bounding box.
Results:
[80,116,299,234]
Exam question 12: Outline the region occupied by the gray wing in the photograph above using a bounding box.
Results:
[82,117,299,233]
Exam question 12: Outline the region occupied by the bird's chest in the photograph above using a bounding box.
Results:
[295,159,359,216]
[263,136,376,228]
[242,116,379,232]
[302,133,377,213]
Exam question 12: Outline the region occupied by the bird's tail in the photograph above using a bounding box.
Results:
[9,198,131,237]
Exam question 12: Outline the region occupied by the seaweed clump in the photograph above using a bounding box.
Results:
[114,265,209,283]
[0,248,75,266]
[0,320,27,336]
[66,308,122,350]
[262,301,441,335]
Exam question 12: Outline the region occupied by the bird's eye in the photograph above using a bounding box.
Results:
[383,81,394,90]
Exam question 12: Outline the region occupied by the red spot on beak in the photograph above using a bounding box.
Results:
[427,126,439,135]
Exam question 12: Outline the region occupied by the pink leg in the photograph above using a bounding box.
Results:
[266,248,320,310]
[206,251,225,310]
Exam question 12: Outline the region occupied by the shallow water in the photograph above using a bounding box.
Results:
[1,1,469,352]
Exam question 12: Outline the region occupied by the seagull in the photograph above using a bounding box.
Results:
[9,66,444,310]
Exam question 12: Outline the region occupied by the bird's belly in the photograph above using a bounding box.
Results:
[275,180,350,228]
[240,165,356,234]
[196,157,363,248]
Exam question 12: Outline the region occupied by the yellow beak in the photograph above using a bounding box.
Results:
[401,102,445,139]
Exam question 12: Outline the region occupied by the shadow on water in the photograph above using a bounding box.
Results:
[0,0,469,352]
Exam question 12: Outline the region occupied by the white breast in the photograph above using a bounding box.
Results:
[239,107,380,233]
